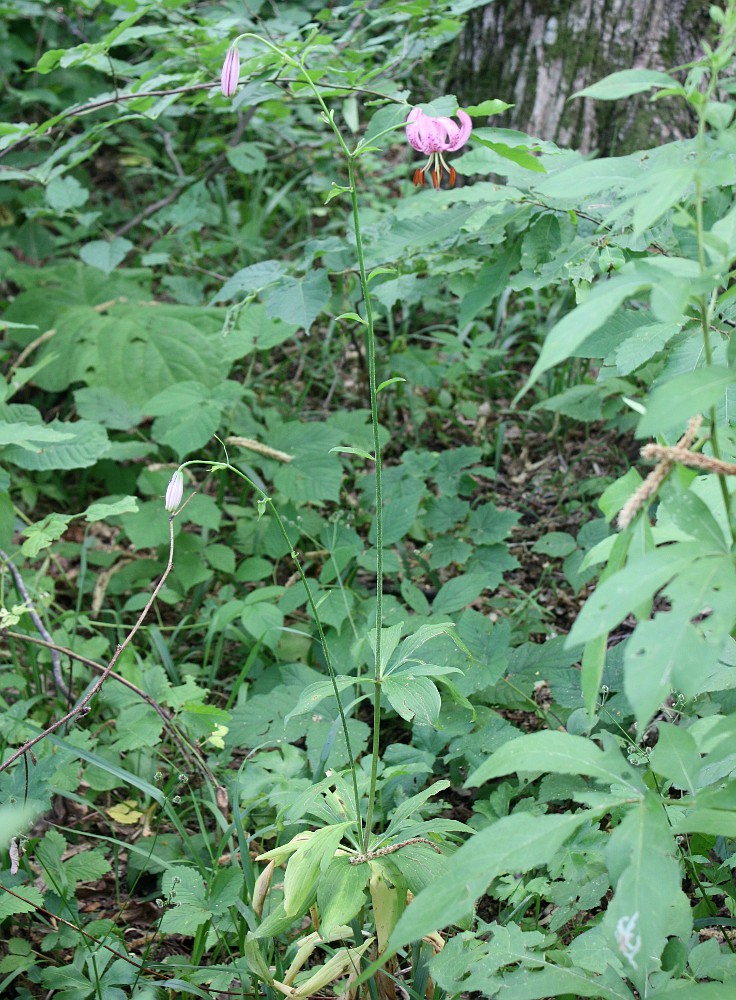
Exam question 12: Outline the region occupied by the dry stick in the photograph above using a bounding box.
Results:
[1,549,70,699]
[0,517,177,775]
[3,630,218,792]
[618,415,704,530]
[349,836,443,866]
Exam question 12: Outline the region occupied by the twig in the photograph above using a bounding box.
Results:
[0,517,177,775]
[1,549,70,699]
[618,415,704,529]
[225,436,294,462]
[349,837,443,865]
[3,630,218,792]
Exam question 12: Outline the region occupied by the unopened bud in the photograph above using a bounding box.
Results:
[221,45,240,98]
[164,470,184,512]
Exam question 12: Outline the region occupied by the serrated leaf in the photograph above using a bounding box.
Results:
[160,867,210,936]
[0,884,44,919]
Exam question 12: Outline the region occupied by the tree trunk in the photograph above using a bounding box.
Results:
[447,0,713,155]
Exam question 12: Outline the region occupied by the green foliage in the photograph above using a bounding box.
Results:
[4,0,736,997]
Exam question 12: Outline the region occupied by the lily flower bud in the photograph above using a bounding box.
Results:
[164,470,184,512]
[221,45,240,98]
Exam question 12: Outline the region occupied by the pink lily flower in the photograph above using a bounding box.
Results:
[405,107,472,189]
[221,45,240,98]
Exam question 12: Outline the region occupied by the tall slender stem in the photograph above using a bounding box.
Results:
[693,65,735,541]
[346,158,384,852]
[291,56,385,851]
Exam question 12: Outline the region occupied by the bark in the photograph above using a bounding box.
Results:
[446,0,714,155]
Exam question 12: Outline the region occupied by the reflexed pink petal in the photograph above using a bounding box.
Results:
[221,45,240,98]
[446,109,472,151]
[435,117,461,148]
[406,107,424,150]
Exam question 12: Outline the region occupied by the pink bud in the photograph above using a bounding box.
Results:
[221,45,240,98]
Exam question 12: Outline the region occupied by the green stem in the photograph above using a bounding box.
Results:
[346,156,384,853]
[291,56,385,852]
[693,68,735,542]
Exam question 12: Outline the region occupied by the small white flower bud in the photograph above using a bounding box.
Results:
[164,470,184,511]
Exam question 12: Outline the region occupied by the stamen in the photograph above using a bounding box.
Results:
[413,168,425,187]
[449,166,456,187]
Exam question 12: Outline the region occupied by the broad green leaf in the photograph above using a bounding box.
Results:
[466,731,641,792]
[34,303,229,408]
[368,204,477,262]
[383,675,441,725]
[387,623,467,676]
[649,724,701,794]
[573,69,680,100]
[35,829,69,892]
[389,812,590,947]
[652,984,736,1000]
[285,675,363,722]
[466,100,514,116]
[638,366,736,437]
[624,618,721,731]
[3,418,108,471]
[80,237,133,274]
[317,856,370,935]
[21,512,73,556]
[40,966,94,996]
[283,821,352,917]
[532,532,577,557]
[45,175,88,212]
[658,488,728,550]
[523,266,656,391]
[668,807,736,838]
[604,796,691,994]
[472,137,546,172]
[432,573,488,615]
[265,270,331,333]
[223,304,297,356]
[210,260,285,303]
[568,543,701,644]
[452,964,635,1000]
[614,321,681,375]
[83,496,139,521]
